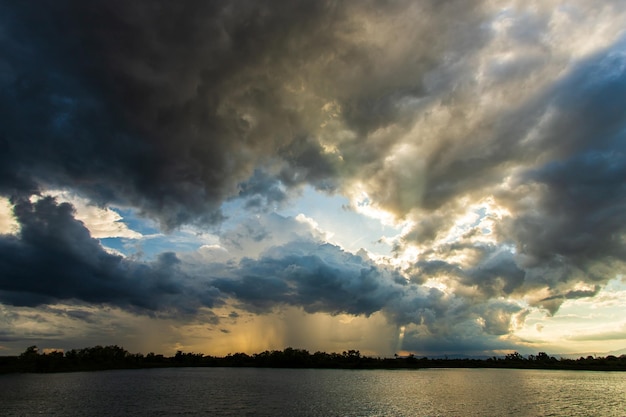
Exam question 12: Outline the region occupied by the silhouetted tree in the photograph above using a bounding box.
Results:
[4,344,626,373]
[19,345,39,360]
[505,352,524,361]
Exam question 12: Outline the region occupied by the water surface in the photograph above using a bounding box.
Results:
[1,367,624,416]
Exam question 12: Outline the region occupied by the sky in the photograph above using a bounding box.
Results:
[1,0,626,358]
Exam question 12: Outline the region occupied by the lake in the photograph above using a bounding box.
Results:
[1,367,624,416]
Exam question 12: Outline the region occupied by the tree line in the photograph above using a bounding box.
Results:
[1,345,625,373]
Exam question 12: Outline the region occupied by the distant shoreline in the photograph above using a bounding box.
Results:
[2,345,625,374]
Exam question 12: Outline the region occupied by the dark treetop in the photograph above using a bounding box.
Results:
[2,345,626,373]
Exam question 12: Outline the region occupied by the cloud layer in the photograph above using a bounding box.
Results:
[0,197,220,313]
[1,0,626,354]
[0,0,490,225]
[0,196,527,353]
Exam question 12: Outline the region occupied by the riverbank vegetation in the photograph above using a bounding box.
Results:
[1,345,625,373]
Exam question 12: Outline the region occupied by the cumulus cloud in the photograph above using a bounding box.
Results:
[1,0,626,354]
[0,197,221,313]
[0,0,490,227]
[211,241,404,316]
[44,190,142,239]
[392,31,626,314]
[0,197,532,352]
[193,215,530,348]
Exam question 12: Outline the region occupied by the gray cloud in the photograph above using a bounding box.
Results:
[0,0,487,229]
[212,241,405,316]
[0,197,221,314]
[0,199,532,350]
[1,0,626,354]
[495,40,626,310]
[203,219,530,346]
[395,33,626,314]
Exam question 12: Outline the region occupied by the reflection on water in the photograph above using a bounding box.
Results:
[1,367,625,416]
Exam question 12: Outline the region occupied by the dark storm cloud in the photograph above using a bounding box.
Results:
[399,325,519,357]
[0,196,570,352]
[496,39,626,309]
[207,226,525,343]
[0,197,221,313]
[212,241,405,316]
[540,286,600,304]
[0,0,486,229]
[373,8,626,220]
[511,142,626,269]
[2,0,626,354]
[0,199,498,342]
[395,33,626,314]
[408,243,526,299]
[0,329,61,343]
[236,170,289,211]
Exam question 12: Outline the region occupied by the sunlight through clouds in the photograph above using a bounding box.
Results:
[44,190,142,239]
[0,197,19,235]
[513,277,626,354]
[1,0,626,358]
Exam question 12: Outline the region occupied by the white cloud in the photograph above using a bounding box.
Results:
[45,190,142,239]
[0,197,19,235]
